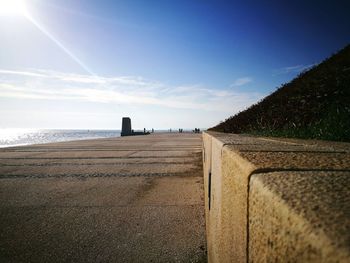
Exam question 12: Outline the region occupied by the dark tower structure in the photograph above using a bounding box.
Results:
[121,117,132,136]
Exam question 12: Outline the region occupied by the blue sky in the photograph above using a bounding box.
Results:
[0,0,349,129]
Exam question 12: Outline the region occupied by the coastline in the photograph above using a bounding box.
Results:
[0,129,121,148]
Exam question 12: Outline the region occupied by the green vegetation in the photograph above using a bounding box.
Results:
[210,44,350,142]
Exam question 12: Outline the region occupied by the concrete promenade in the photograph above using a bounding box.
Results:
[0,133,206,262]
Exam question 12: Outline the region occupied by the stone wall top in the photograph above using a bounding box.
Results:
[203,131,350,262]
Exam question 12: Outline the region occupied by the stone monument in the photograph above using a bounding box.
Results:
[121,117,132,136]
[121,117,150,137]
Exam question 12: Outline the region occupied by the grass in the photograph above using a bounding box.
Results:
[210,44,350,142]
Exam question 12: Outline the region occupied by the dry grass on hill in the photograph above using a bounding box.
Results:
[210,44,350,142]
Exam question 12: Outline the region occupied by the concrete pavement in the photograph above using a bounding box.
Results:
[0,133,206,262]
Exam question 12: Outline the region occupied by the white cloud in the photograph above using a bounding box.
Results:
[0,69,46,77]
[273,63,316,75]
[0,69,264,114]
[230,77,253,87]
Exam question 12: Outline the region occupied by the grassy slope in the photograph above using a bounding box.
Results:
[210,45,350,142]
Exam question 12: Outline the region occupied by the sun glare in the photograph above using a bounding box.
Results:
[0,0,28,17]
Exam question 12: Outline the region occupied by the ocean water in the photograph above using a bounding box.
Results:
[0,129,120,148]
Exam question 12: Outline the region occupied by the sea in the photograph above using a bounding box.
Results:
[0,129,120,148]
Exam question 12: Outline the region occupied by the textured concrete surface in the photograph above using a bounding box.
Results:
[202,131,350,263]
[0,133,206,262]
[202,132,211,259]
[204,135,225,262]
[250,171,350,263]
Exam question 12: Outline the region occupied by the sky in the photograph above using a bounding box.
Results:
[0,0,349,130]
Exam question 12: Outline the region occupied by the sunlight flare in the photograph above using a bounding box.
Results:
[0,0,96,76]
[0,0,28,16]
[26,14,96,76]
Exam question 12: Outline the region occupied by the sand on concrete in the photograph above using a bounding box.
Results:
[0,133,206,262]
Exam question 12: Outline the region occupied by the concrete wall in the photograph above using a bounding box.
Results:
[203,131,350,263]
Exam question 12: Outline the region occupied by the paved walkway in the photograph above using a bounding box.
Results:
[0,133,206,262]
